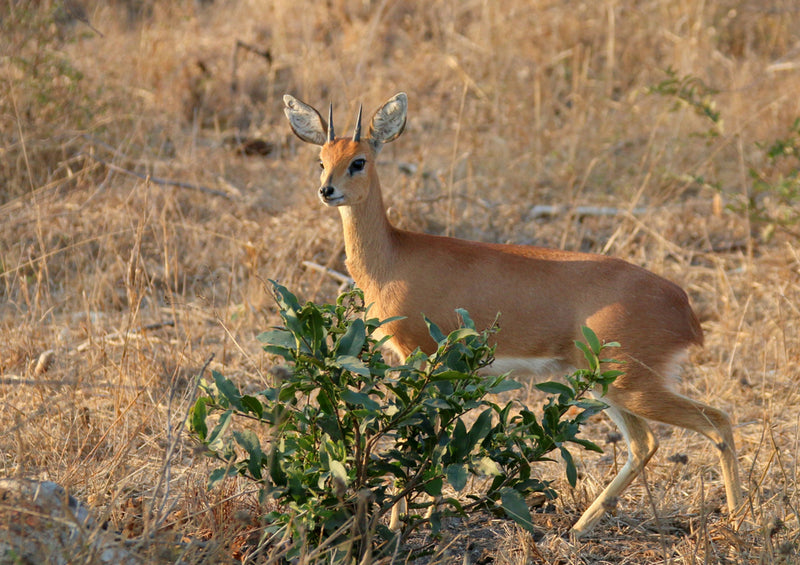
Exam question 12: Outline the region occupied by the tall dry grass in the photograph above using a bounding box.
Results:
[1,0,800,562]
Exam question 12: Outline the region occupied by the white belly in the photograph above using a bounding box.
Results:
[485,356,574,378]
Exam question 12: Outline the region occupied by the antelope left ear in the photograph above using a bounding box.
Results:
[367,92,407,153]
[283,94,328,146]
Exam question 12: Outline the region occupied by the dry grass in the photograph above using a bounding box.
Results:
[2,0,800,562]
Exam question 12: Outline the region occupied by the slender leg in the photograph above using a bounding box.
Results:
[617,389,743,516]
[572,405,658,537]
[388,494,406,531]
[388,492,439,531]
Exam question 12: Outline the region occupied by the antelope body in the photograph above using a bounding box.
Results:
[283,92,742,537]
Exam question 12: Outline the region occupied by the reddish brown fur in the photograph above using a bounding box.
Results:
[321,138,702,378]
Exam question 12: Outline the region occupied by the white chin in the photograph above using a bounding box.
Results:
[320,196,345,206]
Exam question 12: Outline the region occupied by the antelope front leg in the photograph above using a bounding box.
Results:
[572,407,658,538]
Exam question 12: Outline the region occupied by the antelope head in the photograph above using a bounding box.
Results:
[283,92,407,206]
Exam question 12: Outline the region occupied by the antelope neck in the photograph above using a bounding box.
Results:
[338,179,396,285]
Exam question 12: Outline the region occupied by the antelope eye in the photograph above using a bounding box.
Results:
[349,158,366,174]
[318,161,325,170]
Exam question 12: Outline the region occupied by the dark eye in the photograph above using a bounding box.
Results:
[349,158,366,174]
[319,161,325,170]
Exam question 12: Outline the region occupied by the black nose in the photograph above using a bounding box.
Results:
[320,185,335,199]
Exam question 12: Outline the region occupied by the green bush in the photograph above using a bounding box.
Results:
[189,282,620,562]
[648,68,800,242]
[743,117,800,241]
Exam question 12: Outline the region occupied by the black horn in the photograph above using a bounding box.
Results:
[327,103,335,142]
[353,104,363,142]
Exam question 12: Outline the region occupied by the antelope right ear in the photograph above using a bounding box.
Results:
[368,92,407,153]
[283,95,327,146]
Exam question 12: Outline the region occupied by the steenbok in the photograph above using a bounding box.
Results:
[283,92,742,537]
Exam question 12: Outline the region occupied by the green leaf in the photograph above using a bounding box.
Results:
[574,340,597,368]
[317,389,336,415]
[335,355,371,377]
[191,397,209,441]
[454,308,476,330]
[269,445,287,487]
[570,437,604,453]
[599,369,624,380]
[450,419,469,460]
[500,488,535,533]
[424,476,443,496]
[476,457,502,477]
[430,370,473,381]
[318,414,342,440]
[328,459,348,486]
[208,466,236,489]
[234,430,264,479]
[301,305,328,355]
[261,344,292,360]
[278,383,297,402]
[423,398,451,410]
[207,410,233,452]
[571,398,608,412]
[446,463,468,491]
[443,496,466,516]
[487,378,523,393]
[468,409,493,449]
[241,395,264,418]
[424,316,446,344]
[581,326,601,353]
[270,280,302,312]
[560,446,578,487]
[341,389,380,411]
[337,318,366,357]
[446,327,480,343]
[535,381,573,396]
[271,282,305,339]
[213,371,244,411]
[374,315,406,329]
[257,328,295,349]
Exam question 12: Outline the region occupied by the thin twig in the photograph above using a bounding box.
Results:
[0,376,148,389]
[81,152,239,200]
[414,193,492,209]
[151,353,216,532]
[302,261,354,285]
[527,204,649,219]
[640,466,670,563]
[76,320,176,352]
[231,39,272,93]
[64,0,105,37]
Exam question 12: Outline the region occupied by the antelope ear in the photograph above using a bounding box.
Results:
[283,94,327,145]
[367,92,407,153]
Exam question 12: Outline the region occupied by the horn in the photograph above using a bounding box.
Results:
[353,104,363,142]
[327,103,335,142]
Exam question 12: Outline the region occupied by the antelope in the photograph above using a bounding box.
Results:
[282,92,742,537]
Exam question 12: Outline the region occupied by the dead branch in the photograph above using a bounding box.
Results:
[82,152,240,200]
[527,204,648,219]
[231,39,272,93]
[302,261,354,286]
[75,320,176,353]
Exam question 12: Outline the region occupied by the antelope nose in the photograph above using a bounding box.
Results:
[320,185,335,199]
